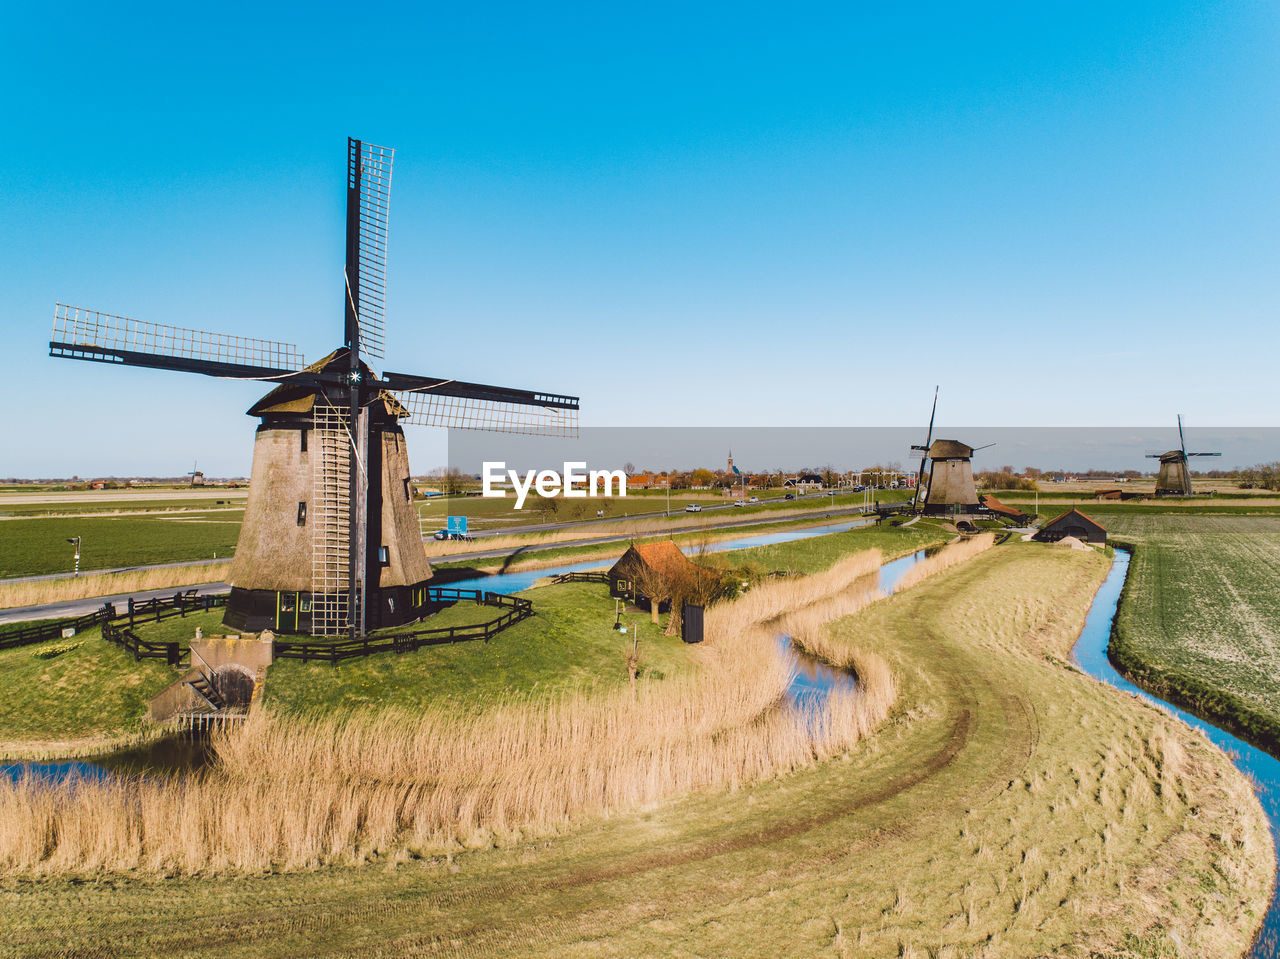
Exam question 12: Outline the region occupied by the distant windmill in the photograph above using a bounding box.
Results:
[1146,415,1220,495]
[187,460,205,487]
[50,137,579,636]
[908,387,993,516]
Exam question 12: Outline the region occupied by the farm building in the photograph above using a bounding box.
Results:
[1035,508,1107,546]
[609,540,707,612]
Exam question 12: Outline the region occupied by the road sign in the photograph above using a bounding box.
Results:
[447,516,468,535]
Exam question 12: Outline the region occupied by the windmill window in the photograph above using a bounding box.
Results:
[301,429,308,453]
[297,502,307,526]
[378,545,389,566]
[403,477,412,501]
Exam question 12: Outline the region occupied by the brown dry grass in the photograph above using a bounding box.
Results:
[0,549,907,875]
[0,561,229,610]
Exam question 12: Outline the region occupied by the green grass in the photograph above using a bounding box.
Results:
[418,488,913,531]
[0,499,244,517]
[263,582,696,715]
[714,519,951,573]
[0,626,176,745]
[1101,512,1280,756]
[0,514,241,577]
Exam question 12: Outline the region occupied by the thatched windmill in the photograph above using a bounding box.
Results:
[49,138,579,636]
[1147,415,1220,495]
[909,388,990,516]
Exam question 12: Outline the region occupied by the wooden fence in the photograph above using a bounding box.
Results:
[102,619,184,665]
[0,608,112,651]
[274,590,534,665]
[125,591,228,627]
[550,571,611,585]
[4,587,529,668]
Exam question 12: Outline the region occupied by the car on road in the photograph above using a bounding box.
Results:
[432,529,474,541]
[784,493,795,500]
[748,496,759,503]
[733,500,747,507]
[684,504,703,512]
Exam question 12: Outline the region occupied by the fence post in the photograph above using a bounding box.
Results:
[128,597,135,626]
[166,643,180,666]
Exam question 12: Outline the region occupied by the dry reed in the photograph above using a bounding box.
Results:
[0,561,229,610]
[890,533,995,594]
[0,537,1000,875]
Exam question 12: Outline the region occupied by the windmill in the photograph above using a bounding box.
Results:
[49,137,579,637]
[187,460,205,487]
[1146,415,1220,495]
[908,387,992,515]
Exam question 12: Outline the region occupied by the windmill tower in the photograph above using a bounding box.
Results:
[49,138,579,636]
[909,388,990,516]
[1147,415,1220,495]
[187,460,204,486]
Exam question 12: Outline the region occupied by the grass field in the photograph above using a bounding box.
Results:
[416,488,911,532]
[0,626,175,755]
[265,582,698,715]
[0,513,240,578]
[1097,511,1280,757]
[0,543,1269,956]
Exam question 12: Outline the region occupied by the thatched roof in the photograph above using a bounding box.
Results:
[928,439,974,459]
[246,349,408,420]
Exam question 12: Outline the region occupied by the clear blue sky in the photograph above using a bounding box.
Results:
[3,1,1277,476]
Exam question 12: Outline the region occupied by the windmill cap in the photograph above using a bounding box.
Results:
[928,439,974,459]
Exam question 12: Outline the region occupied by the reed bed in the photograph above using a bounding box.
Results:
[0,561,229,610]
[890,532,995,594]
[0,538,1001,875]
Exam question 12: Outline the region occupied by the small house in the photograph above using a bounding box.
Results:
[609,540,704,612]
[1035,508,1107,546]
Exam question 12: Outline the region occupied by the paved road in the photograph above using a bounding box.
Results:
[0,583,230,626]
[436,506,875,563]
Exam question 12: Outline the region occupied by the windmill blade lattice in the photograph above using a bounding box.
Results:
[51,304,305,379]
[394,389,579,437]
[346,139,394,362]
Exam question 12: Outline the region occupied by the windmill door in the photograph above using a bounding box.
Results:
[277,592,299,632]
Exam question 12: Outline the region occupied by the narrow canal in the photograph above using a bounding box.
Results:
[1072,550,1279,957]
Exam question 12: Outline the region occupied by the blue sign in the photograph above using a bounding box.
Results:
[447,516,468,535]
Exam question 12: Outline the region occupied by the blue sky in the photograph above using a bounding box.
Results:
[3,2,1277,476]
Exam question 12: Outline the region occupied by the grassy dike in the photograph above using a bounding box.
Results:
[1,543,1270,957]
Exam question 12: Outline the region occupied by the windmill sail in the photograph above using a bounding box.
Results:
[51,304,304,380]
[345,139,394,362]
[386,373,579,436]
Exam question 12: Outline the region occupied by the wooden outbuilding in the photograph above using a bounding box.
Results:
[1035,508,1107,546]
[609,540,715,615]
